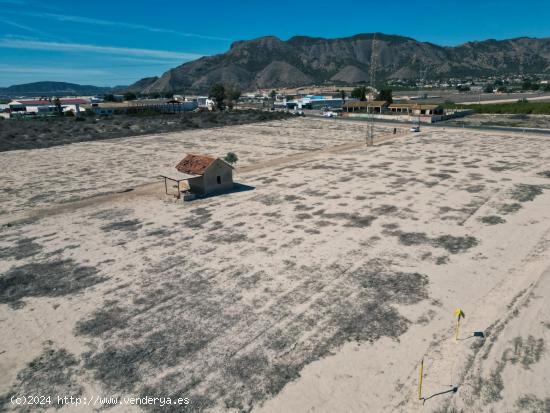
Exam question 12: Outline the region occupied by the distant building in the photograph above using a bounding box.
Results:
[197,96,215,110]
[342,100,389,113]
[8,98,88,115]
[388,103,444,116]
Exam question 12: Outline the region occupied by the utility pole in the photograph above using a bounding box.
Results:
[367,33,377,146]
[417,67,428,128]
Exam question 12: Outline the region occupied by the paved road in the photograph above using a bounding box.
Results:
[305,111,550,136]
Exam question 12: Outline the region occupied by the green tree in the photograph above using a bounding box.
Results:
[497,85,508,93]
[269,90,277,100]
[483,84,494,93]
[224,152,238,165]
[148,92,161,99]
[376,88,393,103]
[209,84,226,110]
[543,83,550,92]
[351,86,367,101]
[53,98,62,116]
[103,94,116,102]
[340,90,346,102]
[225,86,241,109]
[123,92,137,101]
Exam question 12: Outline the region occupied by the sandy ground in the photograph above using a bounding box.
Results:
[1,118,550,413]
[0,118,393,221]
[445,114,550,130]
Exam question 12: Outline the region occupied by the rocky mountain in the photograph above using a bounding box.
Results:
[132,33,550,93]
[123,76,158,93]
[0,81,117,97]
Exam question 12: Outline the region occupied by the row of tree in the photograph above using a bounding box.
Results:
[208,84,242,110]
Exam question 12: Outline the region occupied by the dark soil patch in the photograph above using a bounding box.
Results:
[537,171,550,178]
[0,344,83,411]
[433,235,479,254]
[359,269,429,305]
[465,185,485,193]
[315,211,376,228]
[0,237,42,260]
[75,304,130,336]
[84,319,216,392]
[100,218,142,232]
[480,215,506,225]
[372,204,398,215]
[0,260,103,308]
[498,203,522,215]
[436,256,449,265]
[205,231,247,244]
[430,173,452,180]
[510,184,544,202]
[392,231,478,254]
[504,336,545,369]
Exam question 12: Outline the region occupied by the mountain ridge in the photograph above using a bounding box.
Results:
[0,81,120,97]
[132,33,550,93]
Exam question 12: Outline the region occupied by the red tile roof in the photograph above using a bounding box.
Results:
[60,98,88,105]
[11,98,88,106]
[175,154,216,175]
[13,100,52,106]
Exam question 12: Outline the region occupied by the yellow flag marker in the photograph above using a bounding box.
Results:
[418,358,424,400]
[454,308,465,340]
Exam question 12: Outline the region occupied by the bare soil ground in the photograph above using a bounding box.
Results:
[0,118,394,221]
[445,113,550,129]
[1,118,550,413]
[0,110,293,152]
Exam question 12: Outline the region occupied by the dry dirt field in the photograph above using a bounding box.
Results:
[445,113,550,130]
[0,111,293,152]
[0,118,394,221]
[1,118,550,413]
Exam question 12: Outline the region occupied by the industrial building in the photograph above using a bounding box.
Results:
[8,98,88,115]
[342,100,389,113]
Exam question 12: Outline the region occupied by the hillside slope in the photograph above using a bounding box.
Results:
[132,33,550,93]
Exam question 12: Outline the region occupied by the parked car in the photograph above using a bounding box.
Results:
[322,111,337,118]
[410,125,420,132]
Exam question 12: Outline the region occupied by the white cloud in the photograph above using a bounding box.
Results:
[0,38,203,60]
[4,11,230,41]
[0,65,107,76]
[0,18,65,41]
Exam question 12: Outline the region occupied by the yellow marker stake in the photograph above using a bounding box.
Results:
[454,308,465,341]
[418,358,424,400]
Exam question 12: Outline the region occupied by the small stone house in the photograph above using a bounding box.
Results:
[175,154,234,195]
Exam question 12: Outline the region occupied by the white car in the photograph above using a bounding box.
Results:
[323,111,337,118]
[410,125,420,132]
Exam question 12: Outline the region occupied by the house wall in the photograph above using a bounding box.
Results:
[203,159,233,194]
[188,176,205,194]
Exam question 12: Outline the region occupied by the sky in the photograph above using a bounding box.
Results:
[1,0,549,87]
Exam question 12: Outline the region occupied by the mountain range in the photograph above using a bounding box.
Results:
[132,33,550,93]
[3,34,550,96]
[0,81,120,97]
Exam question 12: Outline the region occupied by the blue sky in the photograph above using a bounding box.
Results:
[1,0,549,87]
